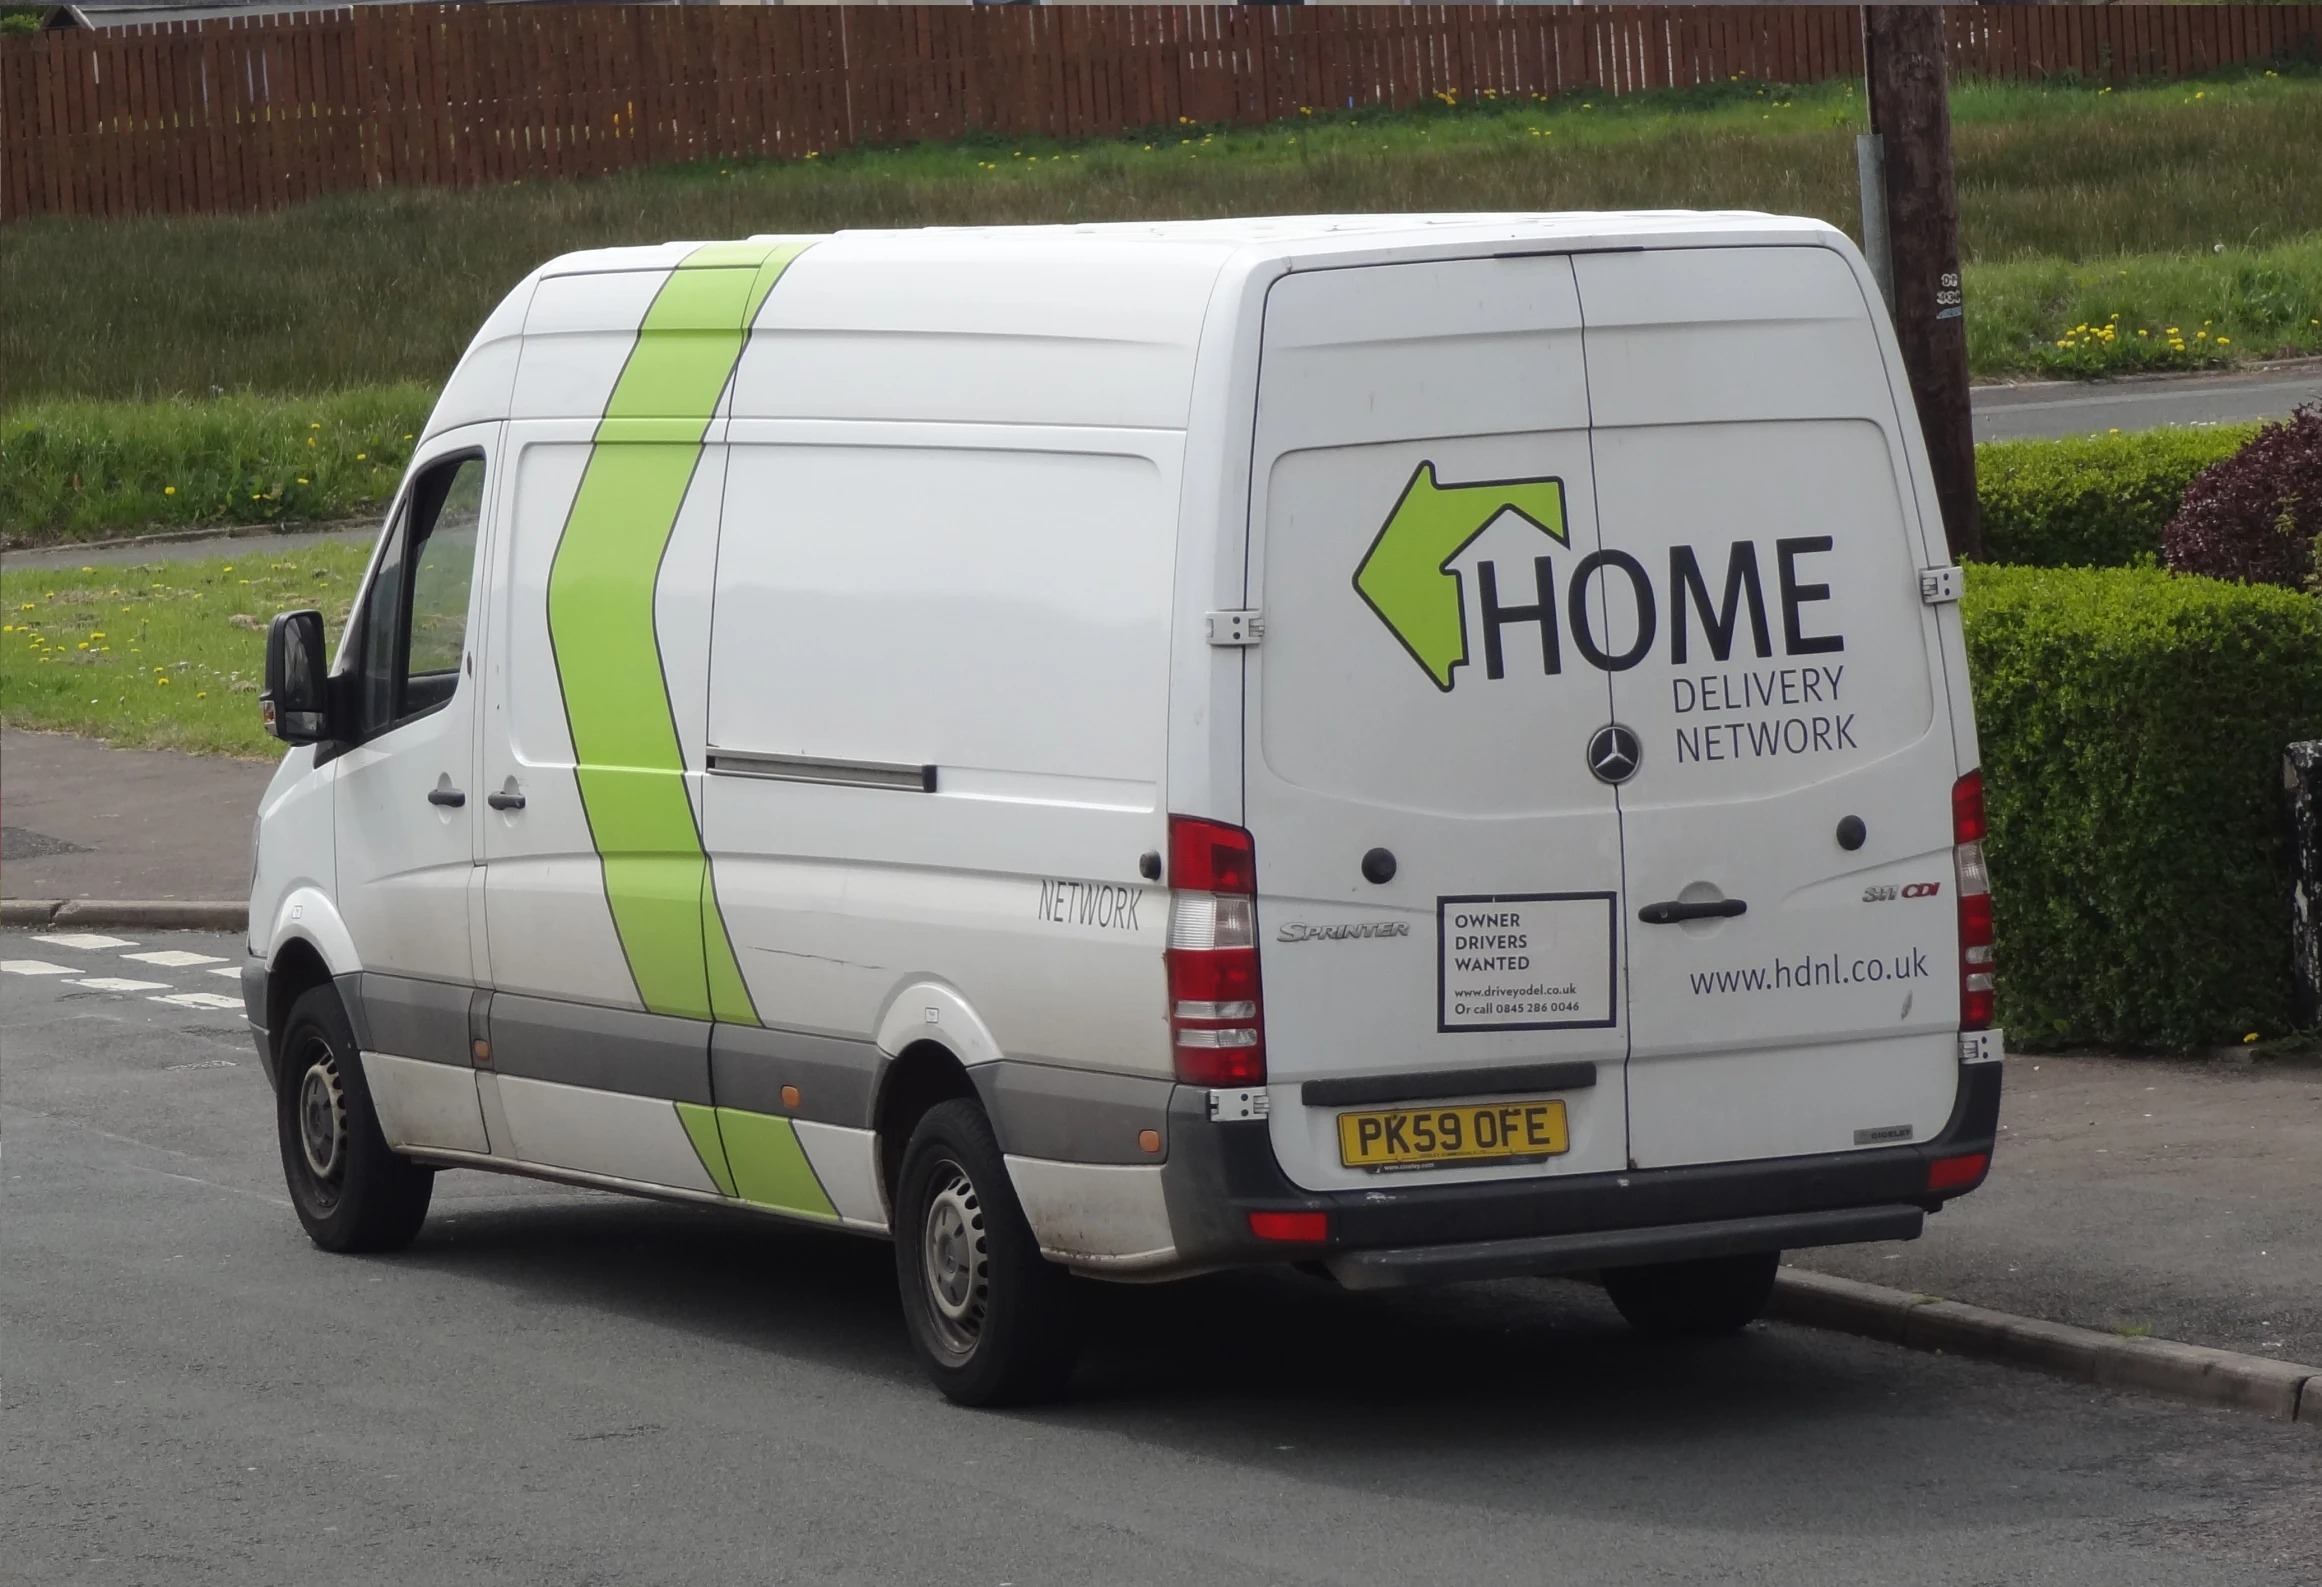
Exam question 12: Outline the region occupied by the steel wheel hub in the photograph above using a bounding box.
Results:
[920,1163,989,1356]
[298,1051,348,1183]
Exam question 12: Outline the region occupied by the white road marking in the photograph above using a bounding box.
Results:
[33,932,138,951]
[71,977,173,992]
[207,967,243,980]
[3,960,80,976]
[122,949,229,968]
[151,992,244,1011]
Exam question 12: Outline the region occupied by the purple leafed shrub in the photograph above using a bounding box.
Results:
[2163,404,2322,593]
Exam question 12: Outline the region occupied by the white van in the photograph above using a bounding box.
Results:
[246,214,2002,1404]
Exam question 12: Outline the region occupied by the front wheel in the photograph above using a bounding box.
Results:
[1602,1251,1780,1339]
[275,985,433,1253]
[893,1099,1081,1406]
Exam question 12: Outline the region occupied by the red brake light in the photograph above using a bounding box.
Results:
[1952,768,1987,844]
[1170,814,1256,896]
[1165,815,1265,1086]
[1953,770,1995,1032]
[1927,1151,1989,1193]
[1248,1211,1328,1243]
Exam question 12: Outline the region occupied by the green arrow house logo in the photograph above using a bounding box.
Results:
[1352,461,1568,691]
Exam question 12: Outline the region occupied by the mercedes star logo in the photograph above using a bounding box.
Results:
[1587,722,1642,785]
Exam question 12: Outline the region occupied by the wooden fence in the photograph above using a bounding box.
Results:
[5,4,2317,222]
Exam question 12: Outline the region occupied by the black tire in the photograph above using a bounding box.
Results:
[1602,1251,1780,1339]
[892,1099,1081,1406]
[274,984,433,1253]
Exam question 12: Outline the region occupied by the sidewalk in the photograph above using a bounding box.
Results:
[1792,1050,2322,1365]
[1,727,274,900]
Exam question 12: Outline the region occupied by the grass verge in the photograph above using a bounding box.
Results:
[3,64,2316,404]
[0,386,430,548]
[0,545,368,755]
[1969,238,2322,378]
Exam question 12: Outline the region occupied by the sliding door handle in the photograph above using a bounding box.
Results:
[487,790,526,812]
[427,786,467,809]
[1638,898,1746,925]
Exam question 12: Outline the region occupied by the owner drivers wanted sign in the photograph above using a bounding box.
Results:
[1436,893,1617,1032]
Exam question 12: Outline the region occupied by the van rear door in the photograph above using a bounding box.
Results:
[1573,246,1962,1170]
[1243,255,1629,1195]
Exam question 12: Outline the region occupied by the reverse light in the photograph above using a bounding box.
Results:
[1248,1210,1328,1243]
[1165,815,1266,1086]
[1953,770,1996,1031]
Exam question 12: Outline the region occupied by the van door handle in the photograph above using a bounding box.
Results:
[487,790,526,811]
[1638,898,1746,924]
[428,786,467,808]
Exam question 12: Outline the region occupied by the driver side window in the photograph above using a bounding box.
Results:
[351,453,485,741]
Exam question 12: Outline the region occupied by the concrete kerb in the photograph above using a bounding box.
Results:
[1773,1268,2320,1426]
[1,898,247,931]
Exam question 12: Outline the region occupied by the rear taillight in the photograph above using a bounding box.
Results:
[1165,815,1265,1086]
[1927,1151,1990,1193]
[1248,1210,1328,1243]
[1953,770,1995,1031]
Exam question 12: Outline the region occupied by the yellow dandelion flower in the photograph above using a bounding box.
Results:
[164,485,177,496]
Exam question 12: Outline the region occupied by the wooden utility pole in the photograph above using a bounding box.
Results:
[1863,5,1980,562]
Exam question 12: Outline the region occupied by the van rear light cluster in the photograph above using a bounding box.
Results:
[1953,770,1996,1031]
[1164,815,1266,1086]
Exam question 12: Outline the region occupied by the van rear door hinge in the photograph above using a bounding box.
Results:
[1919,567,1965,604]
[1207,609,1264,646]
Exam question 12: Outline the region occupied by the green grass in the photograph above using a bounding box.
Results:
[1969,238,2322,378]
[1,386,431,547]
[4,64,2317,405]
[0,545,369,755]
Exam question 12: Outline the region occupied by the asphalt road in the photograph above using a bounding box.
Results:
[1970,358,2322,442]
[8,929,2321,1587]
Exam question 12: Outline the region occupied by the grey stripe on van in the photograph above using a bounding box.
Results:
[971,1061,1175,1166]
[710,1024,881,1129]
[353,974,474,1068]
[488,993,711,1104]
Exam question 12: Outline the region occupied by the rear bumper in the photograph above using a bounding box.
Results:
[1158,1057,2000,1282]
[1324,1204,1925,1290]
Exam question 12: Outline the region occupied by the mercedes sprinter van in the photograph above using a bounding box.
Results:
[246,215,2001,1404]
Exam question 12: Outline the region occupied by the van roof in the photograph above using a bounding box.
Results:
[437,211,1853,435]
[533,210,1839,281]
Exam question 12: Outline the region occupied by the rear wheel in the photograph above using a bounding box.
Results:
[1602,1251,1779,1339]
[893,1099,1080,1406]
[275,985,433,1253]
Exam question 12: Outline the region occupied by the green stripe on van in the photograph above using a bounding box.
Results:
[546,239,812,1022]
[715,1108,839,1220]
[675,1101,739,1199]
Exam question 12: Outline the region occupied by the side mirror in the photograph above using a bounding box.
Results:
[262,610,332,744]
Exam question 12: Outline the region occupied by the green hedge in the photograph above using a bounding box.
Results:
[1975,424,2259,568]
[1964,565,2322,1048]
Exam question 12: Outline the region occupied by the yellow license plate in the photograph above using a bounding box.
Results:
[1337,1097,1570,1170]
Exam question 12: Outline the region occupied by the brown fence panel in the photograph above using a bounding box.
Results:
[5,3,2318,221]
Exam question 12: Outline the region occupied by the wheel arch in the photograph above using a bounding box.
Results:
[872,1040,980,1204]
